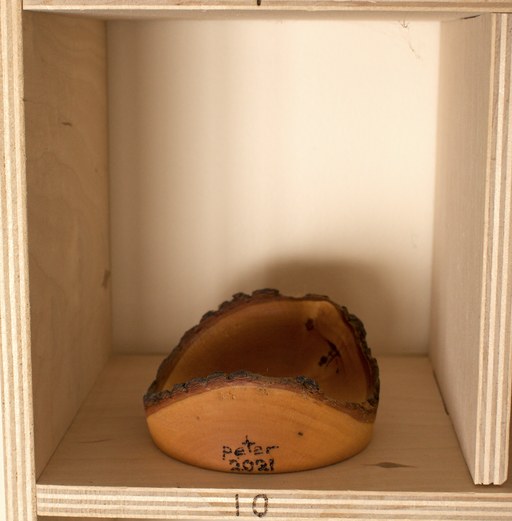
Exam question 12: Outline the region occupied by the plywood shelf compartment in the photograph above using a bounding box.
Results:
[35,355,512,518]
[1,1,512,519]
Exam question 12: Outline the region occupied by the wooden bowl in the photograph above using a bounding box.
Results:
[144,289,379,473]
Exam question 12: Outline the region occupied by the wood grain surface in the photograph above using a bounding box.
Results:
[431,13,512,485]
[21,0,512,15]
[23,11,111,478]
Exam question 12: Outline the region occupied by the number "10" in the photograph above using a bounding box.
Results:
[235,493,269,517]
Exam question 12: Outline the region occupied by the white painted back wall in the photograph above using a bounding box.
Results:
[108,18,440,355]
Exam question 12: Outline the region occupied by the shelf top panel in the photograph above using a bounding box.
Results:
[37,355,512,494]
[21,0,512,15]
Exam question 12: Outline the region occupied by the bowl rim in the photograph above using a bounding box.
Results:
[143,288,380,422]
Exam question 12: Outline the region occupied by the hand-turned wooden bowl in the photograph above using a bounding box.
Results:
[144,289,379,473]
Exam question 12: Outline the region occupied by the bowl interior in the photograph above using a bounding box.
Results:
[155,298,375,405]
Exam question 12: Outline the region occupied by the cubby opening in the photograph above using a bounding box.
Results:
[21,7,512,518]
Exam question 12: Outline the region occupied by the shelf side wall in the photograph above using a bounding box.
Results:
[23,12,112,478]
[431,13,512,485]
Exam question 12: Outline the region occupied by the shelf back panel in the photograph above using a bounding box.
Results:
[108,17,439,357]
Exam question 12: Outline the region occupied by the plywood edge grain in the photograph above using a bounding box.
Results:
[35,484,512,519]
[475,12,512,486]
[0,1,37,520]
[20,0,512,15]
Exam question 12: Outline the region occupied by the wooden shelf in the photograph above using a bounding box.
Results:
[36,355,512,518]
[21,0,512,15]
[1,2,511,519]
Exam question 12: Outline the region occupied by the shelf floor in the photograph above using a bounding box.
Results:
[36,355,512,518]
